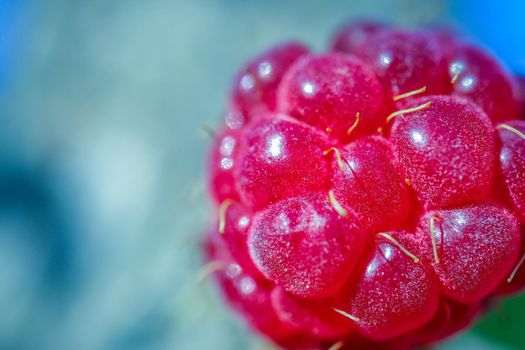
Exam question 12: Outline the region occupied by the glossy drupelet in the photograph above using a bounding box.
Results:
[347,30,449,96]
[232,42,309,119]
[390,95,496,208]
[277,53,388,141]
[248,192,366,299]
[416,204,520,303]
[341,231,440,341]
[234,116,331,209]
[328,136,410,231]
[444,42,521,123]
[204,20,525,350]
[497,120,525,221]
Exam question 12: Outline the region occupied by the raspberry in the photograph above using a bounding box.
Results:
[204,233,295,339]
[277,53,388,141]
[203,21,525,349]
[340,231,439,341]
[328,136,410,231]
[390,95,496,208]
[416,204,520,303]
[207,129,242,203]
[217,200,263,279]
[248,192,366,299]
[232,42,309,120]
[235,115,331,209]
[444,42,521,123]
[224,101,247,130]
[496,120,525,221]
[271,286,354,339]
[349,30,449,97]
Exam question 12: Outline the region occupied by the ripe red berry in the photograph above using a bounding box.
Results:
[328,136,410,231]
[497,120,525,221]
[204,235,295,340]
[390,95,496,208]
[351,30,449,97]
[277,53,388,141]
[217,265,295,340]
[271,286,354,339]
[232,42,309,120]
[207,129,242,203]
[235,115,331,209]
[340,231,439,341]
[203,20,525,350]
[444,42,521,123]
[224,101,247,130]
[416,204,520,303]
[218,201,264,279]
[248,192,366,299]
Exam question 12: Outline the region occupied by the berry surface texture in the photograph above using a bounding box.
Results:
[203,20,525,350]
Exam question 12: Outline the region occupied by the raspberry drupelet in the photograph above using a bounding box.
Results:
[203,20,525,350]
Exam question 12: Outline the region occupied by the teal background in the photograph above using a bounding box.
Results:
[0,1,523,349]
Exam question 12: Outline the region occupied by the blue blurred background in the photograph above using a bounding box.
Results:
[0,1,523,349]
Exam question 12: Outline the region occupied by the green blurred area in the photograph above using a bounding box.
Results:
[473,294,525,349]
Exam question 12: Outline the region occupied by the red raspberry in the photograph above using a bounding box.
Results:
[270,286,354,339]
[248,192,366,299]
[416,204,520,303]
[207,129,242,203]
[443,41,521,123]
[277,53,388,141]
[232,42,309,120]
[340,231,440,341]
[202,20,525,350]
[390,95,496,208]
[235,116,331,209]
[349,30,449,97]
[204,233,295,339]
[216,201,263,279]
[328,136,410,231]
[496,120,525,221]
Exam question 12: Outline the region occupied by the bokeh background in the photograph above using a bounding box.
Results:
[0,1,523,349]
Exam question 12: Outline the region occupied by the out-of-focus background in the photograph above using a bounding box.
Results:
[0,1,523,349]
